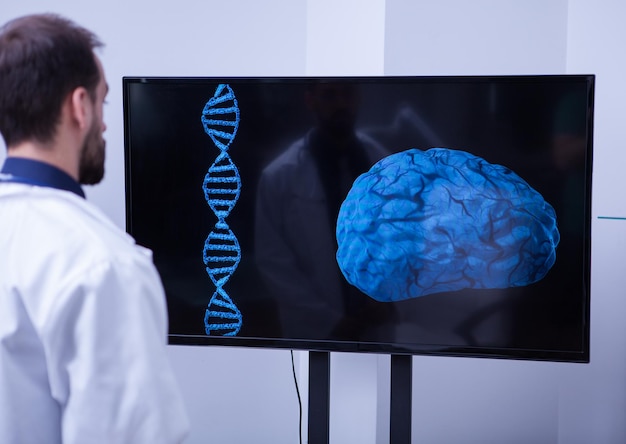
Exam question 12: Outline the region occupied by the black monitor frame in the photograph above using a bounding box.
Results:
[123,75,593,363]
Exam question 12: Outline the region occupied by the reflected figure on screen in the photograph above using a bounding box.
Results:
[254,82,395,340]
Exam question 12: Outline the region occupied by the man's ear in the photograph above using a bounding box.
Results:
[68,86,93,131]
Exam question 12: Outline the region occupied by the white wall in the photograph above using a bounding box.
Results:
[384,0,569,75]
[559,1,626,442]
[2,1,626,443]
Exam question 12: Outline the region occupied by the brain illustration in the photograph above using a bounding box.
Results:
[336,148,560,302]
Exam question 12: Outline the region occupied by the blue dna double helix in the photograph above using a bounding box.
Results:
[201,84,243,336]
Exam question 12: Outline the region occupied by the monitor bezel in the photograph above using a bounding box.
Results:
[123,74,593,363]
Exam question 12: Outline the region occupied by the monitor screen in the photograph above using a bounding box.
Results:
[123,75,593,362]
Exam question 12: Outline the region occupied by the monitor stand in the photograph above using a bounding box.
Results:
[390,354,413,443]
[308,351,330,443]
[307,351,412,444]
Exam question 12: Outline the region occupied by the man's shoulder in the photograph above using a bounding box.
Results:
[1,186,138,263]
[0,186,158,307]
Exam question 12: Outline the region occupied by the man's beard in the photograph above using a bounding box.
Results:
[78,121,106,185]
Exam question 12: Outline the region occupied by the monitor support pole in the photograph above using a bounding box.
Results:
[307,352,412,444]
[308,351,330,444]
[390,354,413,443]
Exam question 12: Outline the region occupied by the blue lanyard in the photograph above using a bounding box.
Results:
[0,172,52,188]
[0,159,85,198]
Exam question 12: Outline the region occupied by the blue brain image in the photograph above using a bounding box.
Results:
[336,148,560,302]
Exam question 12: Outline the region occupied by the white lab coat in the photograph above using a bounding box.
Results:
[0,184,189,443]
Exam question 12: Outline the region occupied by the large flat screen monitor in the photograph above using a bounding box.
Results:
[123,75,593,362]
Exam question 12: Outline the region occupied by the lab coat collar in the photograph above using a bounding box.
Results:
[0,157,85,199]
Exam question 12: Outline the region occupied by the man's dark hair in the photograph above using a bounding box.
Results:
[0,13,103,147]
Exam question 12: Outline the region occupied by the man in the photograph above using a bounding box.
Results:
[0,14,189,443]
